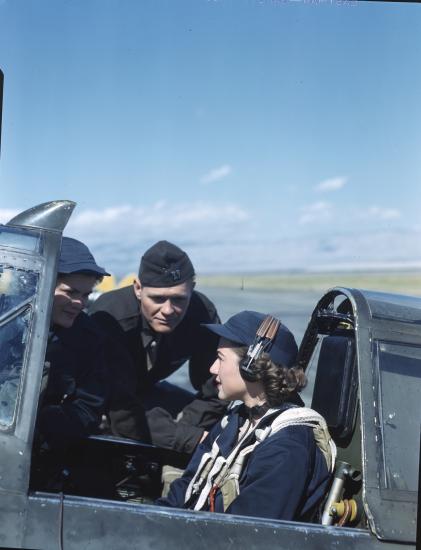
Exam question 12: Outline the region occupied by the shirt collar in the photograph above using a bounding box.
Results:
[140,314,161,348]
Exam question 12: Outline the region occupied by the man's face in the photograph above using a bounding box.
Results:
[52,273,97,328]
[134,278,194,333]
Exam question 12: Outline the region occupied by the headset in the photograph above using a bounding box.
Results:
[239,315,281,382]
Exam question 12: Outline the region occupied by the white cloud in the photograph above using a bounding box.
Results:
[161,228,421,274]
[298,201,332,225]
[315,176,347,193]
[304,229,421,271]
[364,206,401,221]
[0,209,20,224]
[200,164,232,184]
[65,201,250,253]
[64,200,251,275]
[69,201,248,235]
[74,206,132,226]
[3,202,418,276]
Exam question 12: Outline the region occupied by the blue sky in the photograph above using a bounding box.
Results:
[1,0,420,276]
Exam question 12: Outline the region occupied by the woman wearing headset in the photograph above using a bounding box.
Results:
[157,310,335,521]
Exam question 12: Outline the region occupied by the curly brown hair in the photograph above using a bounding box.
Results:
[232,346,307,407]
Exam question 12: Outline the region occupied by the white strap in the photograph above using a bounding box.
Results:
[185,406,337,510]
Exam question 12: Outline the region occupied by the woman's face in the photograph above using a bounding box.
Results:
[209,338,249,402]
[52,273,97,328]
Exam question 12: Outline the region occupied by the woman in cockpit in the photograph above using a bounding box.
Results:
[157,310,335,521]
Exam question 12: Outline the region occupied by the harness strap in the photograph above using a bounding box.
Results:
[216,408,337,511]
[184,410,275,509]
[185,413,249,505]
[192,419,260,511]
[268,407,337,473]
[185,406,337,512]
[184,437,221,503]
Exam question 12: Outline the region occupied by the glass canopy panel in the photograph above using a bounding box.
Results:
[0,226,41,254]
[0,265,39,428]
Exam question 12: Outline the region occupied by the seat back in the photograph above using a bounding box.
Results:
[311,335,358,443]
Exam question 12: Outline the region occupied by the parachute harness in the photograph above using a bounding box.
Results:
[184,406,337,512]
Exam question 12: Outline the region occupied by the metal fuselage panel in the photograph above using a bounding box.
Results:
[320,288,420,544]
[24,494,409,550]
[0,208,68,548]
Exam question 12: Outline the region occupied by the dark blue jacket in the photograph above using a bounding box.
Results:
[89,286,225,453]
[37,312,107,448]
[158,404,331,521]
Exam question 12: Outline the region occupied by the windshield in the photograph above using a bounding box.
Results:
[0,264,39,428]
[376,340,421,493]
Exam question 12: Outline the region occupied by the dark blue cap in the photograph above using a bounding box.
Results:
[203,310,298,368]
[58,237,110,277]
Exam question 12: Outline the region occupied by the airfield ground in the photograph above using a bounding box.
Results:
[197,270,421,296]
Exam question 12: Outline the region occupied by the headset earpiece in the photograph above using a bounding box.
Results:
[240,354,259,382]
[239,316,281,382]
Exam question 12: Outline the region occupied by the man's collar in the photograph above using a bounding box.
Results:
[140,313,162,348]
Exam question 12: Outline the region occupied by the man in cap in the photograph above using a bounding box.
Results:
[90,240,226,454]
[37,236,110,450]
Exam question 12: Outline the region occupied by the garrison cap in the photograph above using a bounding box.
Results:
[203,310,298,368]
[58,237,110,277]
[139,240,195,287]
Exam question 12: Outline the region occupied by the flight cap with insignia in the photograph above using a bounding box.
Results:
[139,240,195,287]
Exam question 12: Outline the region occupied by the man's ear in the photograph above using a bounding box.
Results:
[133,278,143,300]
[189,277,196,291]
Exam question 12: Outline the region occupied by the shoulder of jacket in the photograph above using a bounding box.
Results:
[188,290,219,322]
[264,423,316,453]
[90,286,139,322]
[73,311,99,333]
[57,312,103,350]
